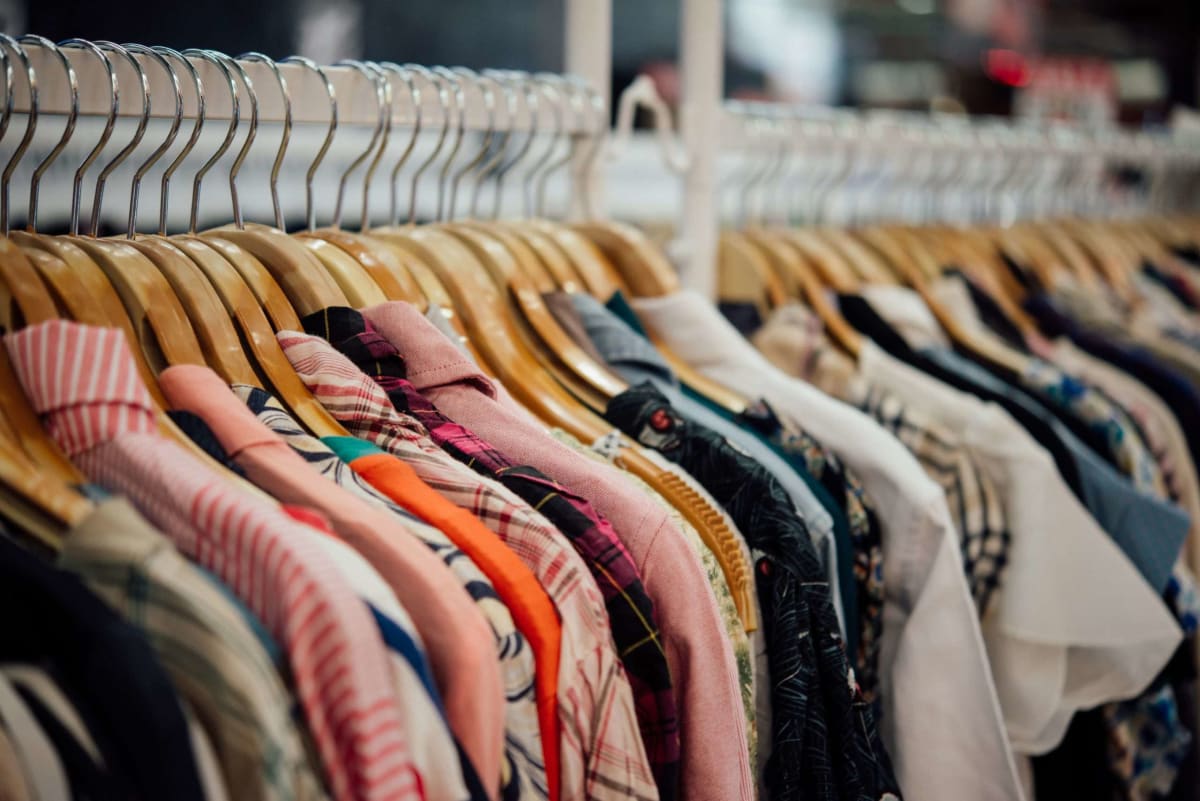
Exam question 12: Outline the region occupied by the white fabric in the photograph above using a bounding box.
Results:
[859,285,951,350]
[0,671,69,801]
[295,526,470,801]
[631,289,1025,801]
[858,337,1182,753]
[2,666,103,766]
[186,709,232,801]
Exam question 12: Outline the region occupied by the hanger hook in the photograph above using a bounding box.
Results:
[238,52,290,230]
[522,74,562,218]
[85,42,149,238]
[446,66,497,221]
[0,35,37,235]
[378,62,420,227]
[359,62,393,232]
[429,65,467,223]
[403,64,450,225]
[531,72,576,218]
[208,51,257,231]
[488,70,539,219]
[57,39,117,236]
[154,47,203,235]
[120,44,181,238]
[468,69,515,219]
[278,57,335,232]
[330,59,386,230]
[180,49,237,233]
[569,79,607,220]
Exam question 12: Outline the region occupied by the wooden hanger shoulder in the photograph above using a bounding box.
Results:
[521,219,621,297]
[186,234,304,330]
[170,236,350,439]
[125,236,260,386]
[204,224,347,316]
[302,230,425,306]
[571,220,675,297]
[0,238,58,329]
[719,230,788,308]
[294,234,389,308]
[435,222,627,403]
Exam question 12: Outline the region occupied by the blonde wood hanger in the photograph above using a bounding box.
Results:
[572,221,750,412]
[816,227,898,285]
[0,239,57,328]
[740,229,862,357]
[777,227,861,292]
[718,230,789,311]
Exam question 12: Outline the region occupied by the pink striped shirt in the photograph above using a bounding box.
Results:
[6,321,422,801]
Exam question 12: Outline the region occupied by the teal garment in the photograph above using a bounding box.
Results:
[321,434,387,463]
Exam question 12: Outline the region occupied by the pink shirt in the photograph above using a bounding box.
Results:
[6,321,420,801]
[158,364,505,797]
[363,302,753,801]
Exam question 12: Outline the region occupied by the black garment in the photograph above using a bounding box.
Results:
[0,536,204,801]
[718,302,765,337]
[838,293,1085,496]
[16,682,123,800]
[605,383,900,801]
[946,269,1031,354]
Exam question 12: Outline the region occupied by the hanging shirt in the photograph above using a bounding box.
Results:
[605,383,901,801]
[5,320,420,801]
[58,497,327,801]
[158,364,511,800]
[628,288,1025,801]
[230,385,550,801]
[361,301,753,801]
[299,307,679,801]
[274,328,657,801]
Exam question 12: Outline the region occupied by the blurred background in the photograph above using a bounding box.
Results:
[7,0,1197,125]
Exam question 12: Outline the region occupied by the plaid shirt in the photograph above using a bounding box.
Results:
[8,321,419,801]
[60,498,329,801]
[302,308,679,800]
[277,324,660,801]
[231,385,548,801]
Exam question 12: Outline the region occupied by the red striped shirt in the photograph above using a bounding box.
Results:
[7,321,422,801]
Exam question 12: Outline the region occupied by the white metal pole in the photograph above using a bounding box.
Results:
[676,0,723,297]
[565,0,611,219]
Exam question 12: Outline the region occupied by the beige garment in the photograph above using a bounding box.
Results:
[0,725,31,801]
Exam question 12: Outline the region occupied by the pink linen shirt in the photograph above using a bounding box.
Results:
[157,364,505,797]
[5,321,420,801]
[362,302,754,801]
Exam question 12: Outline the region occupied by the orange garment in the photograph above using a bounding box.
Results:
[342,444,563,801]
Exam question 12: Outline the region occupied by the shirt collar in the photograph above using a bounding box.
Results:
[159,364,282,458]
[566,292,677,387]
[5,321,158,455]
[300,306,412,381]
[276,329,427,435]
[361,301,497,399]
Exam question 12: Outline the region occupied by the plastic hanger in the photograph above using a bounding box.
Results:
[197,52,347,317]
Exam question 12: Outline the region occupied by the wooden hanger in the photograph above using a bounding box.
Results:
[303,230,426,306]
[294,235,389,307]
[930,227,1040,340]
[433,221,626,406]
[0,254,89,487]
[208,225,349,316]
[718,230,788,310]
[816,226,898,285]
[571,221,750,412]
[0,239,58,329]
[516,219,621,297]
[777,227,861,292]
[740,229,862,357]
[170,236,351,438]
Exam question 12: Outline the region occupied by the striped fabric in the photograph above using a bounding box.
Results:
[299,307,678,801]
[277,328,659,801]
[6,321,421,801]
[60,498,328,801]
[232,384,550,801]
